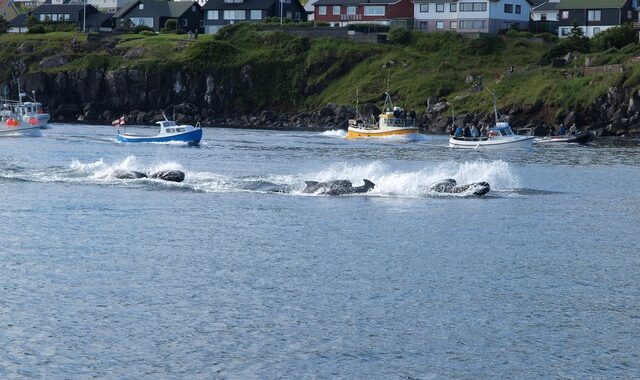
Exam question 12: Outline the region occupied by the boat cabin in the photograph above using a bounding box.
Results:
[488,122,515,137]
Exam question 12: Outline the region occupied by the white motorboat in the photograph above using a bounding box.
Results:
[449,122,534,149]
[449,86,533,150]
[0,87,49,137]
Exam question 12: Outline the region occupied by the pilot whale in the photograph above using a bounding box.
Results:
[112,169,186,183]
[429,178,490,196]
[303,179,375,196]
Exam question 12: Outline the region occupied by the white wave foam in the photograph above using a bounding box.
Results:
[297,160,520,197]
[321,130,347,138]
[69,156,182,180]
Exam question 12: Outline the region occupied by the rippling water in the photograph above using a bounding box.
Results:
[1,124,639,378]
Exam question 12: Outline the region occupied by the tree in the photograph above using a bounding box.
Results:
[162,19,177,33]
[387,27,411,45]
[0,16,9,34]
[591,23,637,52]
[568,22,585,41]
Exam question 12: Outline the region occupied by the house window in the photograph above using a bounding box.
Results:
[628,10,633,19]
[51,14,58,21]
[191,5,196,11]
[64,14,69,20]
[286,11,292,18]
[560,27,569,36]
[39,14,45,21]
[450,20,457,29]
[504,4,512,13]
[224,0,243,2]
[363,5,384,16]
[593,27,601,35]
[515,5,521,14]
[419,4,428,12]
[200,20,204,26]
[318,5,326,15]
[333,5,340,15]
[223,10,245,19]
[207,10,218,19]
[436,3,444,12]
[418,21,427,29]
[459,20,485,29]
[587,10,601,21]
[250,10,261,19]
[460,2,486,12]
[182,18,187,26]
[138,3,143,10]
[436,21,444,29]
[347,6,355,15]
[561,10,568,19]
[541,13,547,21]
[450,3,456,12]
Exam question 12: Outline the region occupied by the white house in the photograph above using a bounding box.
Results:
[412,0,533,33]
[530,0,558,21]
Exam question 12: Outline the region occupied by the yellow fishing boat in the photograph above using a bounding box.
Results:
[347,91,418,139]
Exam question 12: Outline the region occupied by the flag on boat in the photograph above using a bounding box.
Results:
[112,115,125,127]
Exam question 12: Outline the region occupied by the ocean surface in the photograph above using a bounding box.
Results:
[1,124,639,379]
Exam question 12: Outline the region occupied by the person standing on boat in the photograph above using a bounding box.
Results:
[454,125,463,138]
[470,125,480,139]
[463,125,471,138]
[570,123,578,135]
[409,109,416,120]
[558,123,567,135]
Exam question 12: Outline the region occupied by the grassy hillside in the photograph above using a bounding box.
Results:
[1,25,638,116]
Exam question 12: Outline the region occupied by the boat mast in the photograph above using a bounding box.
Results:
[383,70,393,112]
[483,84,499,126]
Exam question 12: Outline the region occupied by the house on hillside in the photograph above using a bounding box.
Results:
[530,0,559,33]
[312,0,413,27]
[557,0,636,38]
[202,0,307,34]
[412,0,533,33]
[1,0,20,21]
[9,3,115,31]
[113,0,203,32]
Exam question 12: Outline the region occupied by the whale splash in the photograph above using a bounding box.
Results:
[2,157,521,198]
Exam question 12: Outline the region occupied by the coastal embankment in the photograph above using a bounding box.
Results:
[2,24,640,136]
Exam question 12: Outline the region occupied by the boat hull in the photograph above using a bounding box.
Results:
[347,127,419,139]
[117,128,202,144]
[535,131,594,144]
[0,124,43,137]
[449,136,534,149]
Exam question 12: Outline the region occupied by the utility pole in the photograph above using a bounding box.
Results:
[83,0,86,32]
[280,0,283,25]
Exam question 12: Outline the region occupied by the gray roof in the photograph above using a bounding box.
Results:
[86,11,114,26]
[314,0,395,5]
[114,0,198,18]
[34,3,97,12]
[9,12,27,27]
[531,0,559,12]
[202,0,276,10]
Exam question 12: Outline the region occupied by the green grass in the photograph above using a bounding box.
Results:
[2,27,640,115]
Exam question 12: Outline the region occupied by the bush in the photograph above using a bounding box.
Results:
[505,29,533,38]
[387,27,411,45]
[27,24,46,34]
[535,32,558,42]
[139,30,155,36]
[161,19,177,33]
[469,35,504,55]
[134,24,154,34]
[591,23,637,52]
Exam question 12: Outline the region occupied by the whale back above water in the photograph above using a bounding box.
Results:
[429,178,490,196]
[111,169,185,183]
[303,179,375,196]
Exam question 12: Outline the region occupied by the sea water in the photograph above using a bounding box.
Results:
[1,124,639,378]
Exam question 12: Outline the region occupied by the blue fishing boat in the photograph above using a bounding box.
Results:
[116,117,202,144]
